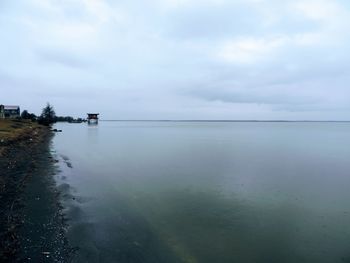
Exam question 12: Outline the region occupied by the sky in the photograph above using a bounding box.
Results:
[1,0,350,120]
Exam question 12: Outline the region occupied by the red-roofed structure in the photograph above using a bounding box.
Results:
[87,113,99,124]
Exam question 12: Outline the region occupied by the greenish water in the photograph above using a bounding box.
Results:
[53,121,350,263]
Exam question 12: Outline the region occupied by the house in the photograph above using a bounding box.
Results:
[0,105,20,118]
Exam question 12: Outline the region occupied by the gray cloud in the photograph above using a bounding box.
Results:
[37,49,89,68]
[188,87,318,106]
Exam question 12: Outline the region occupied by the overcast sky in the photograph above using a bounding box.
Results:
[1,0,350,120]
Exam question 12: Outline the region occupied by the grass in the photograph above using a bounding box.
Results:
[0,119,39,141]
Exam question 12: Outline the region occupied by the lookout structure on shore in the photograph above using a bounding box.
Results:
[87,113,99,124]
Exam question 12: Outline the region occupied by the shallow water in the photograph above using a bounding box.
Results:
[53,121,350,263]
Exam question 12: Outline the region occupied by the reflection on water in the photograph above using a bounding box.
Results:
[53,122,350,263]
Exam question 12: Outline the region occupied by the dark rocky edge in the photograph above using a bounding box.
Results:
[0,122,75,262]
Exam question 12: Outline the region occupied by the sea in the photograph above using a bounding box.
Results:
[52,121,350,263]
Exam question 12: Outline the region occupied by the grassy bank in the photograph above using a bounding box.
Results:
[0,119,73,261]
[0,119,41,139]
[0,119,45,156]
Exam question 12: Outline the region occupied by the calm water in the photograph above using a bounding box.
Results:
[53,121,350,263]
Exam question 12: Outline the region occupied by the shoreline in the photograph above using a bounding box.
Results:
[0,120,74,261]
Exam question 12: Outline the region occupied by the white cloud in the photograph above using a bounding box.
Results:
[293,0,345,22]
[156,0,225,9]
[217,36,289,64]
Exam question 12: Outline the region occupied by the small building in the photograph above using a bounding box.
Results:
[87,113,99,124]
[0,105,20,118]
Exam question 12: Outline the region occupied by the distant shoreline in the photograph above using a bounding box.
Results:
[100,120,350,123]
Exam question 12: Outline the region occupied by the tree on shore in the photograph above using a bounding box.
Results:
[38,103,56,125]
[21,110,37,121]
[21,110,29,119]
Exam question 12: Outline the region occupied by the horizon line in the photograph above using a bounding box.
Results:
[99,119,350,123]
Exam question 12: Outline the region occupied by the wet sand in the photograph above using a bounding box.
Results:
[0,120,73,262]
